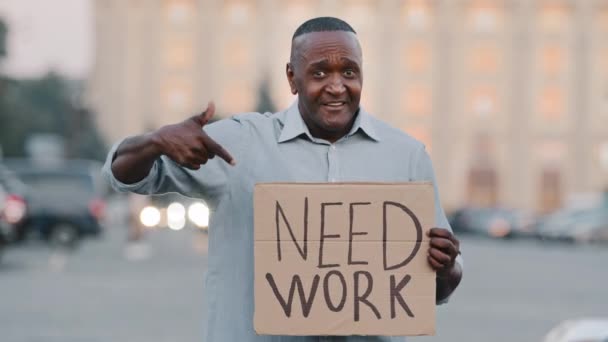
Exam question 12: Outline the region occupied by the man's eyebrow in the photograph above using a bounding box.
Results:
[307,57,361,68]
[308,59,330,68]
[341,57,360,65]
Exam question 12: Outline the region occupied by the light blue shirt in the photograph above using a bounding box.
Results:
[103,101,461,342]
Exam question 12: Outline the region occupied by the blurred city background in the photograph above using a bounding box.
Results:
[0,1,607,342]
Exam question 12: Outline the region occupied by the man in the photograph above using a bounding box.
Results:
[104,17,462,342]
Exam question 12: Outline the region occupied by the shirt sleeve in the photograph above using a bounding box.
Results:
[412,143,464,305]
[102,117,248,207]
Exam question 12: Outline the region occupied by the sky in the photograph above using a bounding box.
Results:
[0,0,92,79]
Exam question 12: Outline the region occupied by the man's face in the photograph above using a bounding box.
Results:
[287,31,363,142]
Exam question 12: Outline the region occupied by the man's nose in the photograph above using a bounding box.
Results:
[325,75,346,95]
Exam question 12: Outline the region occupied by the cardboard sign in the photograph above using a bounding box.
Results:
[254,182,436,336]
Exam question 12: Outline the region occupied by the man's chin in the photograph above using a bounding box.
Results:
[320,117,354,133]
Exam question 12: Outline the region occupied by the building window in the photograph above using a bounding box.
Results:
[221,82,254,113]
[403,86,432,116]
[597,6,608,32]
[600,142,608,172]
[345,0,374,30]
[539,2,571,32]
[538,168,562,213]
[284,0,315,24]
[469,86,497,118]
[467,166,498,206]
[164,81,193,112]
[603,76,608,117]
[222,39,249,67]
[358,33,374,67]
[405,125,431,150]
[403,42,431,73]
[539,45,565,75]
[223,0,251,25]
[165,41,194,70]
[401,0,433,31]
[538,86,564,120]
[467,1,502,33]
[602,48,608,75]
[165,0,193,25]
[467,133,498,206]
[469,45,500,74]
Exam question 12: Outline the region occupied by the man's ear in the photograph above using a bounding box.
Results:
[286,63,297,95]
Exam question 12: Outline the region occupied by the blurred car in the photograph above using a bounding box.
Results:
[0,164,28,242]
[567,209,608,244]
[448,207,535,239]
[543,318,608,342]
[582,223,608,244]
[3,159,106,247]
[134,193,210,232]
[534,205,608,243]
[0,183,10,261]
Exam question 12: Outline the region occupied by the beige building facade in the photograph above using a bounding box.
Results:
[88,0,608,212]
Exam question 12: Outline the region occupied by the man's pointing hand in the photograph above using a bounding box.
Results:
[155,102,236,170]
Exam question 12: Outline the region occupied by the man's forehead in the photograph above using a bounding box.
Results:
[293,31,361,56]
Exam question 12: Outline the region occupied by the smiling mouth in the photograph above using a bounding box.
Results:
[323,101,347,108]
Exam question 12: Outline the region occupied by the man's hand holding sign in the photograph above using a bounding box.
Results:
[428,228,462,302]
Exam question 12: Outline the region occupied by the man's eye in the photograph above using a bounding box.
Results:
[313,71,326,78]
[343,70,355,77]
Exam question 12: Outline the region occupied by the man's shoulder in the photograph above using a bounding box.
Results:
[224,111,283,131]
[366,113,425,149]
[230,111,276,123]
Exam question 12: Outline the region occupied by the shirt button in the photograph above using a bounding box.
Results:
[331,145,336,150]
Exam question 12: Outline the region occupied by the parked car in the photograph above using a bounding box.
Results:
[448,207,535,239]
[581,223,608,244]
[0,165,29,262]
[534,205,608,243]
[0,183,9,261]
[0,164,28,242]
[543,318,608,342]
[3,159,106,247]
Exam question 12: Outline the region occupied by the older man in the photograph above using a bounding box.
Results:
[104,16,462,342]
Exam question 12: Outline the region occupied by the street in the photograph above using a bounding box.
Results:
[1,202,607,342]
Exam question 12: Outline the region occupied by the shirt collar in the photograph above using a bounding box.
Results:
[277,100,381,143]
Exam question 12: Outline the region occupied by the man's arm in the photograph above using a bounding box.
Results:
[110,102,235,185]
[111,133,163,184]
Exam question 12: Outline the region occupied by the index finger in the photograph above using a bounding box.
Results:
[201,134,236,166]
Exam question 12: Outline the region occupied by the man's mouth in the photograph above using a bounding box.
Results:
[322,101,347,108]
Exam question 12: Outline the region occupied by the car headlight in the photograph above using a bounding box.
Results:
[188,202,210,228]
[167,202,186,230]
[489,218,511,238]
[139,206,161,227]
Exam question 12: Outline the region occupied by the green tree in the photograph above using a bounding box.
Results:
[255,78,276,114]
[0,72,107,159]
[0,18,7,59]
[0,18,106,160]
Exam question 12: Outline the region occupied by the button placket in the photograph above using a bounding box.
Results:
[327,144,340,182]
